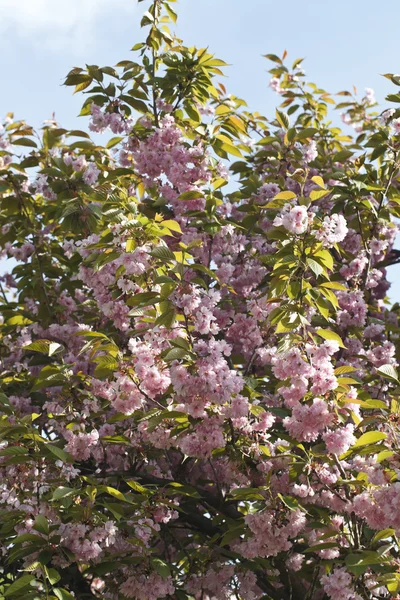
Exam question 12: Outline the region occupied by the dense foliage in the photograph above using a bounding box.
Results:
[1,1,400,598]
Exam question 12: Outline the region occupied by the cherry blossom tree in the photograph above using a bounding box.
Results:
[1,1,400,599]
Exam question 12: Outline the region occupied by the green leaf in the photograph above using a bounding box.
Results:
[353,431,387,447]
[356,399,387,409]
[93,356,119,378]
[46,444,73,463]
[101,486,128,502]
[304,542,339,553]
[319,281,347,291]
[163,347,189,361]
[106,136,124,149]
[12,138,37,148]
[264,54,282,64]
[150,246,176,261]
[53,589,75,600]
[377,364,399,383]
[127,291,159,308]
[31,365,65,391]
[4,575,34,597]
[219,525,246,547]
[45,567,61,585]
[274,191,296,200]
[334,365,358,375]
[52,487,76,500]
[315,296,330,319]
[230,487,265,501]
[372,528,395,544]
[316,328,346,349]
[33,514,49,535]
[131,43,145,51]
[0,446,29,457]
[311,175,325,188]
[165,3,178,22]
[151,558,171,579]
[202,58,229,67]
[12,534,47,546]
[221,142,243,158]
[184,103,201,123]
[189,264,217,279]
[154,307,176,328]
[67,130,91,139]
[310,189,330,201]
[296,127,318,140]
[178,190,205,201]
[7,315,33,326]
[24,340,62,357]
[277,493,300,511]
[346,550,390,571]
[120,95,148,113]
[386,93,400,103]
[306,258,323,277]
[313,249,334,271]
[370,145,387,161]
[125,480,148,494]
[160,220,182,234]
[68,140,94,150]
[73,79,92,93]
[333,149,354,162]
[276,109,290,130]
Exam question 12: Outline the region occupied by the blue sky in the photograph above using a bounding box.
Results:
[1,0,400,300]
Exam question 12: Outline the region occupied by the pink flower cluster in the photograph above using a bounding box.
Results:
[323,424,356,455]
[59,520,116,561]
[179,416,225,458]
[316,213,348,246]
[321,568,362,600]
[119,572,175,600]
[89,103,133,135]
[273,341,339,414]
[337,290,368,327]
[128,115,216,213]
[64,429,99,461]
[170,338,243,417]
[353,482,400,533]
[274,204,309,234]
[234,508,306,558]
[283,398,334,442]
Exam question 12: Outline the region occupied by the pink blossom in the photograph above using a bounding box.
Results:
[323,424,356,455]
[276,205,309,235]
[283,398,334,442]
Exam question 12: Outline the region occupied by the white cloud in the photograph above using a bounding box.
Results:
[0,0,137,53]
